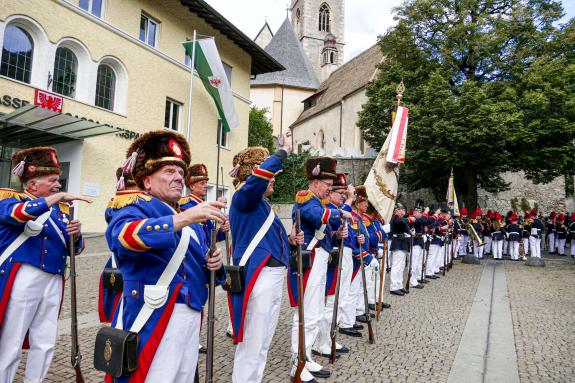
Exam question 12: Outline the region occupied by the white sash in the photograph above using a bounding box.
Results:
[306,224,327,251]
[0,209,52,266]
[238,208,275,267]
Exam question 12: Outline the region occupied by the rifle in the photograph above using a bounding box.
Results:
[329,220,347,364]
[205,229,217,383]
[449,228,455,269]
[69,206,85,383]
[421,235,429,281]
[357,218,375,344]
[376,238,387,321]
[405,233,413,293]
[442,233,447,276]
[294,210,306,383]
[221,166,231,265]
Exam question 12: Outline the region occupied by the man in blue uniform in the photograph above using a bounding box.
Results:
[409,207,427,289]
[569,213,575,258]
[555,213,568,256]
[390,203,414,296]
[179,163,230,247]
[106,130,227,382]
[458,208,470,256]
[529,208,545,258]
[365,202,391,310]
[0,147,89,383]
[287,157,351,381]
[228,132,304,383]
[313,174,354,358]
[506,213,521,260]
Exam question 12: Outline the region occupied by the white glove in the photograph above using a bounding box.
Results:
[377,248,384,257]
[369,258,380,271]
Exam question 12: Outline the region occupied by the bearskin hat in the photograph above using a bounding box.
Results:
[530,207,537,217]
[487,210,493,219]
[495,212,502,221]
[354,185,368,204]
[332,173,348,190]
[571,212,575,222]
[524,211,531,219]
[186,163,209,187]
[461,207,468,216]
[125,130,191,189]
[408,209,413,216]
[471,212,477,220]
[231,147,269,187]
[11,147,61,183]
[510,214,519,223]
[549,211,556,220]
[394,202,405,211]
[558,213,565,222]
[475,208,483,217]
[306,157,337,180]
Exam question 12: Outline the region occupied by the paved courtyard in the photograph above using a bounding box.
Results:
[13,236,575,382]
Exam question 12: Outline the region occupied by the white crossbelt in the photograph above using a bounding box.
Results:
[306,224,327,251]
[115,225,193,333]
[0,209,52,266]
[238,208,275,267]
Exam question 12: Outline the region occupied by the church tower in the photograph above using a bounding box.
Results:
[290,0,345,82]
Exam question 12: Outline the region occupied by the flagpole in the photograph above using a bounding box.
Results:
[186,29,197,143]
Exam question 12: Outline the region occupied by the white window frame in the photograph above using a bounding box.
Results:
[139,12,159,48]
[79,0,105,19]
[207,184,229,202]
[164,98,182,132]
[217,119,229,149]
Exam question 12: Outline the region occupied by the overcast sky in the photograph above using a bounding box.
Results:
[205,0,575,62]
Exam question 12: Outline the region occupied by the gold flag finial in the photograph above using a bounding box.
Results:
[396,80,405,107]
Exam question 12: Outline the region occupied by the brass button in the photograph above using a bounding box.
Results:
[131,290,137,296]
[0,270,4,275]
[146,226,152,232]
[183,274,187,280]
[162,224,169,230]
[154,225,161,231]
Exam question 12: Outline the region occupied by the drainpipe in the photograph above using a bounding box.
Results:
[339,100,343,147]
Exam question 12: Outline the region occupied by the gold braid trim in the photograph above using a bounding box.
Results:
[107,192,152,210]
[0,188,24,201]
[295,190,314,205]
[58,202,70,216]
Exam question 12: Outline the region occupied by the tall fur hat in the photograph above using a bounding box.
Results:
[549,211,556,220]
[231,147,269,186]
[461,207,468,216]
[186,164,209,187]
[557,213,565,222]
[125,130,190,189]
[332,173,348,190]
[116,167,137,190]
[475,207,483,217]
[306,157,337,180]
[354,185,368,204]
[11,147,61,183]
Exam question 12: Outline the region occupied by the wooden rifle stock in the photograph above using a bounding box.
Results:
[205,229,217,383]
[405,234,413,293]
[357,218,374,344]
[68,206,85,383]
[376,239,387,321]
[294,210,306,383]
[329,220,347,363]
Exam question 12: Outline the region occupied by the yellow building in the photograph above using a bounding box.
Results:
[0,0,282,232]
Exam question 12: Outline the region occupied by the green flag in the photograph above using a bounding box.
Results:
[184,38,239,132]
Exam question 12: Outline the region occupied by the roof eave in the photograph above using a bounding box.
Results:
[180,0,284,75]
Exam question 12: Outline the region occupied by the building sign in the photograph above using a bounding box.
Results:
[34,89,63,112]
[83,182,101,197]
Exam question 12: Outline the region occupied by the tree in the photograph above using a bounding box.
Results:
[248,106,275,154]
[358,0,575,209]
[269,151,310,203]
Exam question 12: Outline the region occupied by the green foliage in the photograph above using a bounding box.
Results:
[269,151,310,203]
[511,197,519,212]
[358,0,575,209]
[566,175,574,197]
[248,106,275,154]
[520,197,531,212]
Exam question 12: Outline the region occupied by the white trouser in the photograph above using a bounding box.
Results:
[0,264,62,383]
[484,236,492,254]
[458,235,469,255]
[233,267,285,383]
[548,233,556,252]
[556,238,566,255]
[509,241,520,260]
[355,271,366,316]
[315,247,353,354]
[571,240,575,256]
[373,252,389,305]
[436,245,447,271]
[410,245,423,287]
[291,247,329,354]
[502,239,508,255]
[340,267,361,328]
[390,250,407,291]
[426,244,440,275]
[366,261,376,305]
[529,237,541,258]
[523,238,529,255]
[145,304,201,383]
[474,240,484,259]
[492,240,503,259]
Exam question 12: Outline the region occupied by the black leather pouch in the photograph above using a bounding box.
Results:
[289,249,313,270]
[222,265,245,293]
[328,248,340,268]
[94,326,139,377]
[103,268,123,291]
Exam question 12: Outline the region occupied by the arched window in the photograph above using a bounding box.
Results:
[0,25,34,83]
[52,47,77,97]
[95,64,116,110]
[318,4,330,32]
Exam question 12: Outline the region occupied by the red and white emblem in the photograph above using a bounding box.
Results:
[50,150,59,166]
[169,139,184,159]
[208,76,222,89]
[34,89,63,113]
[200,164,207,176]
